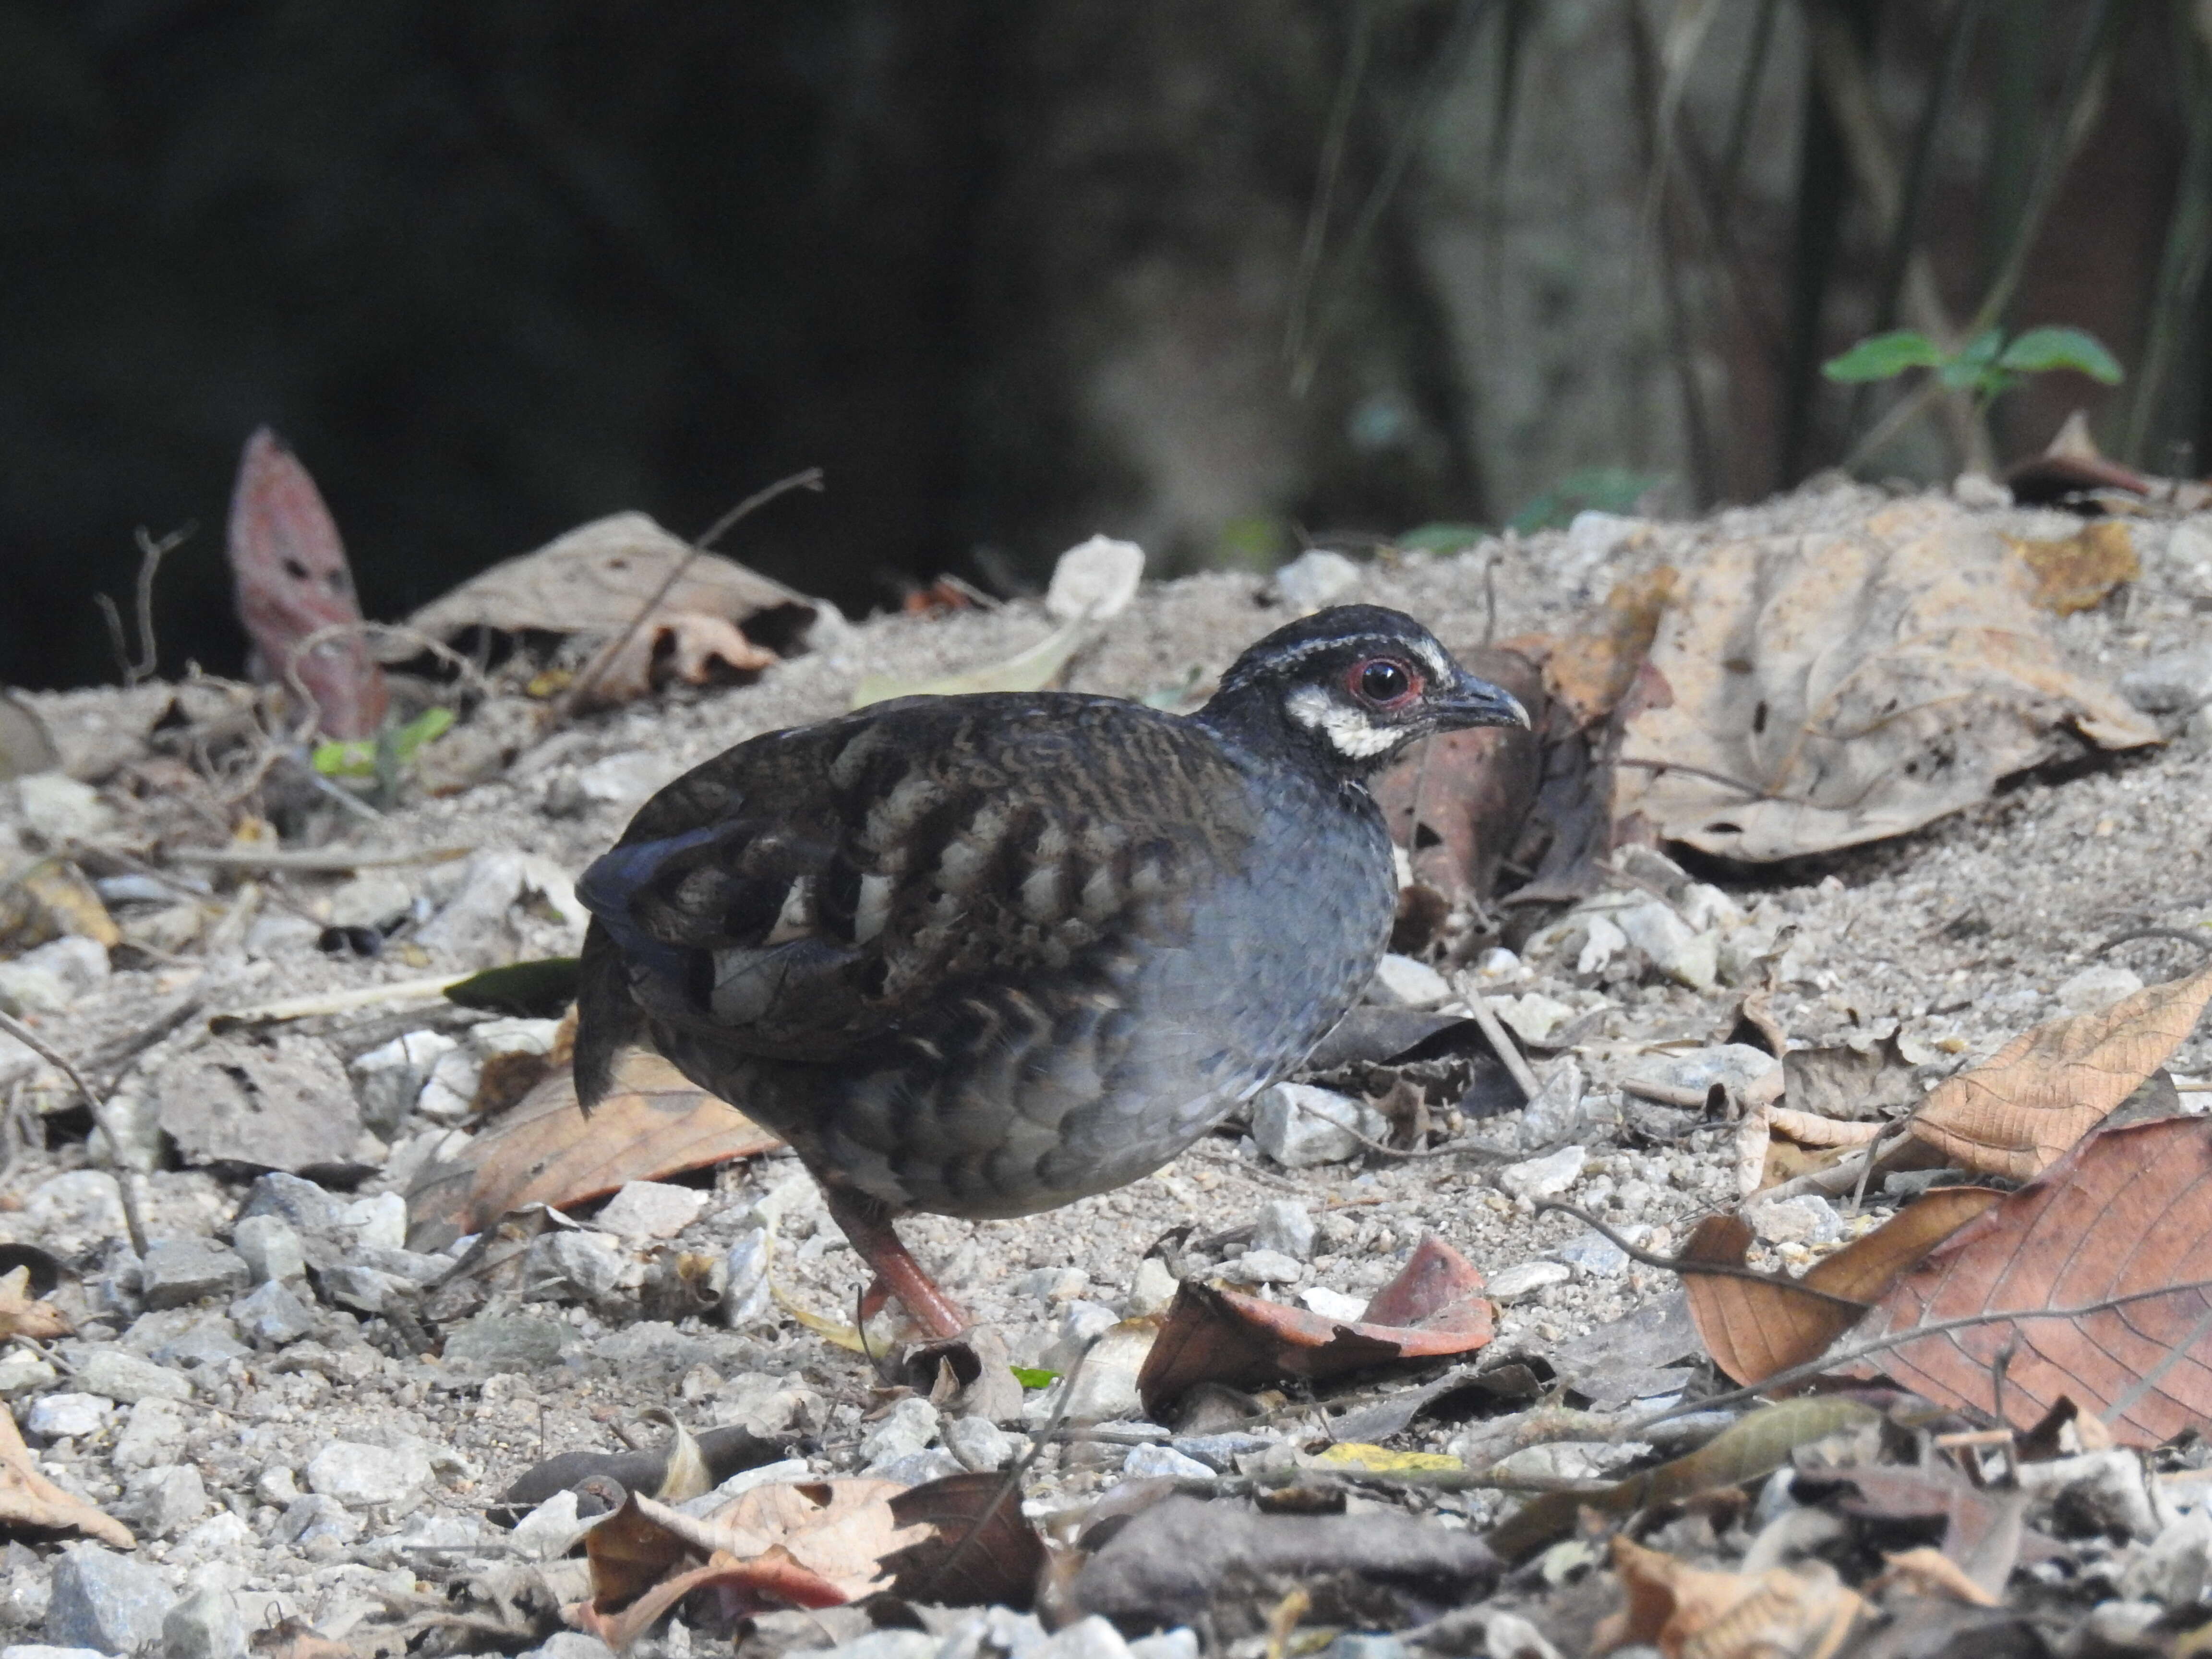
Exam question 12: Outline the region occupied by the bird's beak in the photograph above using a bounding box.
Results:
[1432,670,1530,732]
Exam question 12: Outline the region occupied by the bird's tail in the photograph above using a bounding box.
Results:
[574,917,644,1112]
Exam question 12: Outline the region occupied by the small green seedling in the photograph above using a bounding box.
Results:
[1822,324,2122,404]
[1010,1365,1060,1390]
[312,705,455,781]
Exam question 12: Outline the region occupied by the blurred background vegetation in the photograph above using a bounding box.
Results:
[3,0,2208,689]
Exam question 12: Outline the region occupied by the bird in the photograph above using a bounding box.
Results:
[572,604,1528,1338]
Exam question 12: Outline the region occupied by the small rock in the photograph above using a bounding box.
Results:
[273,1493,362,1548]
[2056,964,2145,1016]
[1488,1440,1650,1482]
[559,752,679,814]
[443,1312,568,1370]
[1129,1633,1200,1659]
[1492,992,1575,1046]
[860,1397,940,1469]
[1497,1144,1586,1201]
[255,1467,300,1507]
[1170,1433,1276,1472]
[523,1231,624,1301]
[1950,471,2011,509]
[593,1181,709,1240]
[228,1214,307,1286]
[1037,1615,1134,1659]
[168,1512,252,1568]
[135,1312,249,1371]
[722,1226,772,1327]
[347,1031,458,1139]
[2124,1509,2212,1608]
[1252,1200,1315,1261]
[25,1395,110,1441]
[2119,647,2212,713]
[0,937,110,1014]
[1747,1195,1842,1246]
[231,1281,317,1347]
[1251,1084,1386,1167]
[1299,1286,1369,1323]
[338,1192,408,1252]
[1574,914,1628,976]
[1040,1301,1121,1374]
[1319,1638,1405,1659]
[1368,954,1452,1008]
[519,1636,617,1659]
[17,1173,127,1256]
[113,1464,207,1539]
[1486,1261,1572,1303]
[1014,1267,1090,1303]
[75,1348,191,1405]
[413,849,587,964]
[1627,1044,1779,1101]
[157,1039,369,1178]
[318,1266,417,1317]
[138,1239,250,1310]
[1122,1444,1212,1480]
[814,1634,939,1659]
[510,1491,583,1560]
[44,1545,173,1656]
[1123,1258,1178,1317]
[305,1441,433,1508]
[13,775,114,844]
[161,1584,245,1659]
[1270,548,1361,612]
[1615,898,1718,990]
[1552,1230,1630,1277]
[944,1416,1016,1473]
[1517,1058,1587,1148]
[7,1647,107,1659]
[112,1399,189,1471]
[0,1351,57,1395]
[234,1171,342,1238]
[870,1449,965,1486]
[1217,1250,1302,1286]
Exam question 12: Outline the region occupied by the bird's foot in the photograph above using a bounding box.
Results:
[826,1187,971,1341]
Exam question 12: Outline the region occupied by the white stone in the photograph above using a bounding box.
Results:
[1497,1144,1586,1201]
[339,1191,409,1252]
[1368,954,1452,1008]
[1617,898,1718,990]
[1271,548,1361,613]
[594,1181,708,1240]
[0,1351,56,1395]
[1486,1261,1572,1302]
[1251,1084,1386,1167]
[348,1031,458,1137]
[860,1397,940,1469]
[1121,1444,1214,1481]
[229,1215,306,1286]
[76,1347,191,1404]
[324,873,414,932]
[413,849,587,961]
[2121,648,2212,713]
[2056,964,2145,1016]
[11,774,114,843]
[0,937,109,1013]
[944,1416,1016,1473]
[1473,947,1521,982]
[570,752,679,810]
[1950,471,2011,509]
[112,1398,190,1470]
[1124,1257,1179,1316]
[1627,1044,1779,1101]
[1217,1250,1302,1286]
[1252,1200,1315,1260]
[115,1463,207,1538]
[510,1490,583,1560]
[1748,1195,1843,1246]
[1045,536,1146,623]
[25,1394,110,1440]
[16,1171,125,1253]
[1299,1286,1370,1323]
[306,1440,433,1508]
[1493,993,1575,1046]
[1575,914,1628,976]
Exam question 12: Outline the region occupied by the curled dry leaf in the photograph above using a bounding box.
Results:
[1865,1116,2212,1446]
[1872,1546,2001,1609]
[0,1395,132,1548]
[404,1050,781,1253]
[1908,962,2212,1179]
[581,611,779,707]
[1611,498,2158,862]
[2005,520,2139,615]
[1,860,121,950]
[227,427,389,740]
[0,1265,70,1340]
[1137,1235,1493,1418]
[881,1472,1047,1610]
[1679,1192,2002,1387]
[1545,567,1677,727]
[1593,1536,1863,1659]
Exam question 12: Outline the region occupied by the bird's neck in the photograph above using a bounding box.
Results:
[1193,681,1397,786]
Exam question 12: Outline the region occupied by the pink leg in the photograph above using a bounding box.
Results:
[825,1187,971,1340]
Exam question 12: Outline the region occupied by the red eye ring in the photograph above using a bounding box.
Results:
[1349,657,1419,707]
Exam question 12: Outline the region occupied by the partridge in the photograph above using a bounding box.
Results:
[575,604,1527,1336]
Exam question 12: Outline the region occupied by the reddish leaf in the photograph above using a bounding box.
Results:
[226,428,388,739]
[1138,1236,1493,1417]
[1865,1117,2212,1446]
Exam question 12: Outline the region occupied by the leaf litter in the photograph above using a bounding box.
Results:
[4,478,2212,1654]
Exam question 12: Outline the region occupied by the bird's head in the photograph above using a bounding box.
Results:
[1202,604,1530,776]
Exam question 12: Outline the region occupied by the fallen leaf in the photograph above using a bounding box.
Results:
[1,860,121,950]
[492,1424,794,1527]
[404,512,814,652]
[1680,1192,2002,1387]
[1814,1464,2024,1602]
[880,1472,1047,1609]
[1593,1536,1863,1659]
[2005,521,2139,615]
[1546,567,1677,727]
[1873,1546,2002,1610]
[1864,1115,2212,1445]
[1783,1033,1922,1124]
[404,1050,782,1252]
[1310,1444,1462,1475]
[1765,1110,1885,1148]
[0,1395,132,1548]
[0,1265,69,1340]
[227,427,389,740]
[1908,963,2212,1178]
[579,611,780,708]
[1138,1236,1493,1418]
[1611,498,2159,862]
[1489,1397,1883,1563]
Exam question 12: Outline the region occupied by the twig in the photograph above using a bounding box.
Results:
[1458,985,1544,1103]
[0,1010,149,1255]
[94,524,189,689]
[553,467,824,721]
[166,844,470,874]
[2098,927,2212,960]
[210,974,474,1032]
[1533,1201,1870,1311]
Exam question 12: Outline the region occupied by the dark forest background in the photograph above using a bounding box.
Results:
[3,0,2208,691]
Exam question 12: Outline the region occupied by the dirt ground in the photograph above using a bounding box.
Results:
[2,476,2210,1657]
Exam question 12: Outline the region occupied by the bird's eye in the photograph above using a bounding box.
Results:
[1352,658,1416,706]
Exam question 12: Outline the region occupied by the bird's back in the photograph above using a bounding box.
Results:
[576,691,1395,1217]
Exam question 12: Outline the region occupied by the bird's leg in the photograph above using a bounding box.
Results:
[824,1187,971,1340]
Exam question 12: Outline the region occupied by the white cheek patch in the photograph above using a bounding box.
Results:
[1285,685,1404,759]
[1411,638,1453,684]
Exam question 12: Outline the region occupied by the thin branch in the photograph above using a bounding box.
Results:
[0,1010,148,1255]
[95,524,190,689]
[1533,1200,1872,1311]
[1285,0,1376,376]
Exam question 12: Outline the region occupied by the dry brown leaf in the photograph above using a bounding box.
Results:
[0,1394,132,1548]
[581,610,780,706]
[0,1266,70,1340]
[227,427,389,740]
[1865,1116,2212,1445]
[1874,1546,2000,1608]
[1593,1536,1863,1659]
[1910,962,2212,1178]
[1681,1191,2001,1386]
[404,512,813,646]
[1767,1109,1884,1148]
[404,1050,782,1252]
[1611,498,2158,862]
[1546,567,1678,727]
[2006,520,2139,614]
[1,860,121,950]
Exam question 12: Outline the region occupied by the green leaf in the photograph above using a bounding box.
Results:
[1936,327,2006,390]
[1820,330,1944,383]
[388,705,456,761]
[1996,325,2124,384]
[311,738,377,778]
[310,707,455,779]
[1010,1366,1059,1390]
[1395,522,1488,554]
[445,956,581,1017]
